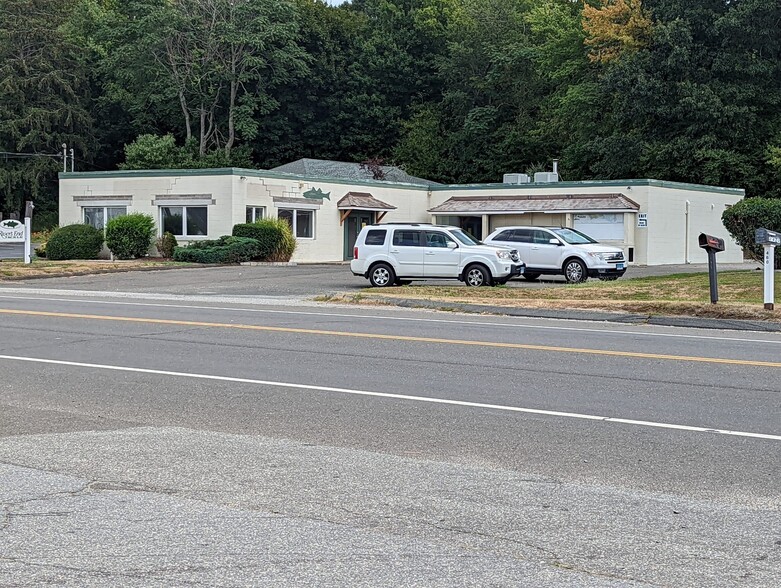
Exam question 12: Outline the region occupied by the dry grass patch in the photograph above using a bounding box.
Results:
[0,259,191,280]
[348,270,781,322]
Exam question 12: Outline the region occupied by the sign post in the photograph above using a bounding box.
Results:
[698,233,726,304]
[755,228,780,311]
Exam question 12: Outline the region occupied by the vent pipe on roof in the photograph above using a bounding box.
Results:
[552,159,559,175]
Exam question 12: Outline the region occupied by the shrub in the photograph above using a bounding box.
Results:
[45,224,104,260]
[32,228,57,258]
[232,218,296,262]
[722,198,781,268]
[156,232,178,258]
[105,213,156,259]
[172,236,261,264]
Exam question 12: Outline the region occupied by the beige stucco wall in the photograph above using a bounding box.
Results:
[59,172,744,265]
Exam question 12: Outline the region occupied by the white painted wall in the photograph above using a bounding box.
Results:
[59,172,744,265]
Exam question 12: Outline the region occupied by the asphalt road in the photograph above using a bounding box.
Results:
[1,287,779,587]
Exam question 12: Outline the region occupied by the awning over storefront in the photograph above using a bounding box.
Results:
[428,193,640,214]
[337,192,397,224]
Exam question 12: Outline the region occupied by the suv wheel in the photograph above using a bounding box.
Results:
[563,259,587,283]
[369,263,395,287]
[465,264,491,287]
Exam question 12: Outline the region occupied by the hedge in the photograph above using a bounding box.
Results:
[105,213,156,259]
[232,218,296,262]
[172,236,261,264]
[722,198,781,268]
[45,224,104,260]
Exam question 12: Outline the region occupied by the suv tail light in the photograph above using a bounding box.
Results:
[354,246,358,259]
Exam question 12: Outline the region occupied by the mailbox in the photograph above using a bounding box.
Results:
[755,228,781,246]
[698,233,725,252]
[698,233,725,304]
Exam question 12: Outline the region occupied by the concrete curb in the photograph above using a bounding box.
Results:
[0,263,228,281]
[370,297,781,333]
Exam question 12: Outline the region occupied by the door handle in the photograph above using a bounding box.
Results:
[531,246,540,250]
[425,252,436,255]
[390,249,400,253]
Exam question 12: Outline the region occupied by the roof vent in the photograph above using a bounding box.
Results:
[534,171,559,183]
[502,173,531,184]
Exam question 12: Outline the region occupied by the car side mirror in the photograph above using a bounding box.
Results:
[549,238,562,246]
[447,241,458,249]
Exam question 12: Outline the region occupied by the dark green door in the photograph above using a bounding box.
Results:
[344,211,375,260]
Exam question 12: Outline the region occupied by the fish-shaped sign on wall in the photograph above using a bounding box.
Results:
[303,188,330,200]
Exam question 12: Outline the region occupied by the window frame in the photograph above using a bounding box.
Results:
[246,206,266,223]
[160,205,209,238]
[277,208,315,240]
[83,206,128,231]
[392,230,422,247]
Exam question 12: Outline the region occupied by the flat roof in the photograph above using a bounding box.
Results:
[59,168,745,196]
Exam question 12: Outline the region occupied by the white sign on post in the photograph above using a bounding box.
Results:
[755,228,780,311]
[637,213,648,228]
[0,218,31,264]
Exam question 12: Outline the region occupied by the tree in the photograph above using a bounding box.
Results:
[583,0,653,64]
[0,0,93,217]
[81,0,307,160]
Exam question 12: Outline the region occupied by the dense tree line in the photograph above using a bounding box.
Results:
[1,0,780,225]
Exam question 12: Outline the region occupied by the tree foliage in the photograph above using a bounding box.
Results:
[3,0,781,221]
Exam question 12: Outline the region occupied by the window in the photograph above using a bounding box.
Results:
[514,229,533,243]
[450,229,481,246]
[554,227,600,244]
[83,206,127,230]
[161,206,208,237]
[533,230,555,244]
[246,206,266,223]
[392,230,422,247]
[425,232,452,248]
[495,230,517,242]
[278,209,314,239]
[365,229,386,245]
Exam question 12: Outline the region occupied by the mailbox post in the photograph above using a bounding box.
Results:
[755,228,780,311]
[698,233,725,304]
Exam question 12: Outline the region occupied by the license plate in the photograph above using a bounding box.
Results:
[616,263,624,270]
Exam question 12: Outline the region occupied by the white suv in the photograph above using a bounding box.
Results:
[351,223,525,287]
[484,226,626,283]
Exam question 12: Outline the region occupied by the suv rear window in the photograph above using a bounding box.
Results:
[364,229,386,245]
[392,230,422,247]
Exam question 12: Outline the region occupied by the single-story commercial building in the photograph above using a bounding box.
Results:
[59,159,745,265]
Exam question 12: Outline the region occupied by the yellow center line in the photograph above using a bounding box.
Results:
[4,307,780,368]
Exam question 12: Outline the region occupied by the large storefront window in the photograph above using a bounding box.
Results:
[161,206,208,237]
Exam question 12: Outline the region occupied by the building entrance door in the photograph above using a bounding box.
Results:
[344,211,375,260]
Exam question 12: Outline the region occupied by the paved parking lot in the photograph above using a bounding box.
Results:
[0,261,758,298]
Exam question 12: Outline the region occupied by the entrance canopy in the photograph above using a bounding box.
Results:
[428,193,639,215]
[337,192,397,224]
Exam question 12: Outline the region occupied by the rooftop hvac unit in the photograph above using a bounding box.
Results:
[502,173,531,184]
[534,172,559,183]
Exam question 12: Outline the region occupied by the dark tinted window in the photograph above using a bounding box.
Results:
[365,229,386,246]
[514,229,533,243]
[392,230,422,247]
[495,230,516,242]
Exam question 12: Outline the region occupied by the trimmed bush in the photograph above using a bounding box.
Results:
[722,198,781,268]
[156,232,178,258]
[45,224,104,260]
[105,213,156,259]
[232,218,296,262]
[172,236,261,264]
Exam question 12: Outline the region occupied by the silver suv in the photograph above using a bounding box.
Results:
[484,226,626,283]
[351,223,524,287]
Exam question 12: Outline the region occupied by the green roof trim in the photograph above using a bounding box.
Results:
[58,167,431,191]
[59,168,745,196]
[429,178,745,196]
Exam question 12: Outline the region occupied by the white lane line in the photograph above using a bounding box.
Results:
[0,354,778,442]
[1,293,780,345]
